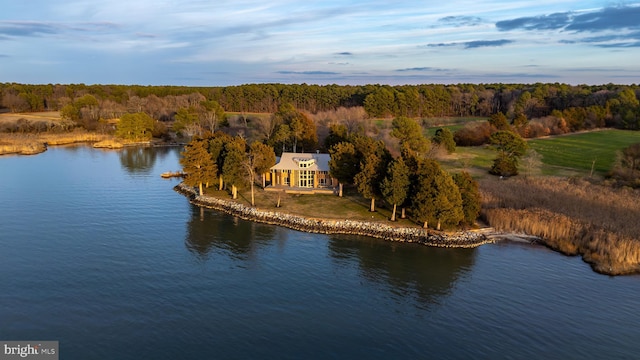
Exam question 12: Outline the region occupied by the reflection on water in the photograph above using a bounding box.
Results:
[119,146,158,174]
[184,202,475,309]
[329,235,476,307]
[184,205,277,261]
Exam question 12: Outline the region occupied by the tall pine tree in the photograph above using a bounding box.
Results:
[180,137,217,196]
[452,171,481,227]
[381,157,410,221]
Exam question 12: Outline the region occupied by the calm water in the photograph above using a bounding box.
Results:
[1,146,639,359]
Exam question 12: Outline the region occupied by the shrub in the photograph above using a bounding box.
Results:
[454,122,492,146]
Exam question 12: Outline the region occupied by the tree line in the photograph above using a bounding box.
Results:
[2,82,639,130]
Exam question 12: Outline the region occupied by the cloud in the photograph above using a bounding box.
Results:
[0,21,61,37]
[566,5,640,32]
[496,5,640,33]
[0,20,120,39]
[276,71,340,75]
[438,15,483,27]
[559,30,640,48]
[464,40,513,48]
[423,42,457,48]
[425,39,513,49]
[496,12,571,31]
[334,52,353,56]
[595,41,640,48]
[395,67,448,72]
[215,5,359,40]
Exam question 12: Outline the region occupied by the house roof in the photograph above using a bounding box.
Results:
[271,152,331,172]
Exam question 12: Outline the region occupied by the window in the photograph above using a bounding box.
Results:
[298,170,314,188]
[296,158,315,168]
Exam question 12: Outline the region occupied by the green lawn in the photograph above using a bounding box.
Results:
[424,117,487,137]
[528,130,640,175]
[205,186,417,227]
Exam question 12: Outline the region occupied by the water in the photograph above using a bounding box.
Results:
[1,146,639,359]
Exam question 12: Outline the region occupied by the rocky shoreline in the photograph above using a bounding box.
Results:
[174,183,495,248]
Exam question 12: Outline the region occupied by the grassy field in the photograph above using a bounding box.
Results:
[528,129,640,175]
[424,117,487,137]
[435,146,495,177]
[0,111,61,121]
[203,186,418,228]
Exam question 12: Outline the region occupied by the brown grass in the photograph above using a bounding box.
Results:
[480,176,640,274]
[0,131,113,155]
[0,134,46,155]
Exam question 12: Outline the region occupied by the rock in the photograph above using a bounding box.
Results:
[174,183,493,248]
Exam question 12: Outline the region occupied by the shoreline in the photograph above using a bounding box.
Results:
[0,134,183,156]
[174,183,496,248]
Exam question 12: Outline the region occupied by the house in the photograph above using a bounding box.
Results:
[266,152,337,193]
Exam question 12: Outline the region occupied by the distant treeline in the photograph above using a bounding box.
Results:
[1,82,639,129]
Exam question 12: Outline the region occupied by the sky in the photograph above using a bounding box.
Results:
[1,0,640,86]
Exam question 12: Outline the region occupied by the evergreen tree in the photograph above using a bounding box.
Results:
[250,141,276,188]
[452,171,481,227]
[116,112,155,142]
[391,116,430,155]
[328,142,359,197]
[381,157,410,221]
[324,123,350,150]
[489,130,528,176]
[222,136,248,199]
[433,128,456,153]
[180,137,217,196]
[431,171,464,230]
[173,106,200,135]
[488,112,510,131]
[208,132,232,190]
[410,159,441,228]
[270,103,317,153]
[354,153,388,212]
[399,145,420,218]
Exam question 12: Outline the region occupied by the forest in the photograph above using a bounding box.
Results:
[1,82,639,131]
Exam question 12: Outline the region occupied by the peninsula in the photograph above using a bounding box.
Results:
[174,183,495,248]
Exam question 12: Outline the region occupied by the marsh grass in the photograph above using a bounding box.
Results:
[0,131,113,155]
[0,134,46,155]
[480,176,640,274]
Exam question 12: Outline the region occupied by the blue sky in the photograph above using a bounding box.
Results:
[1,0,639,86]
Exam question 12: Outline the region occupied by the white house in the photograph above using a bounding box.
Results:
[266,152,337,193]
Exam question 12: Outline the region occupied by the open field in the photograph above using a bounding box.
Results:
[424,117,487,137]
[528,129,640,175]
[444,129,640,178]
[436,146,495,176]
[0,111,61,122]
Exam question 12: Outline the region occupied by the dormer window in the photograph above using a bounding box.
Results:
[294,158,315,168]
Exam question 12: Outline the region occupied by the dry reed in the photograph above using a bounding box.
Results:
[0,131,113,155]
[480,176,640,274]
